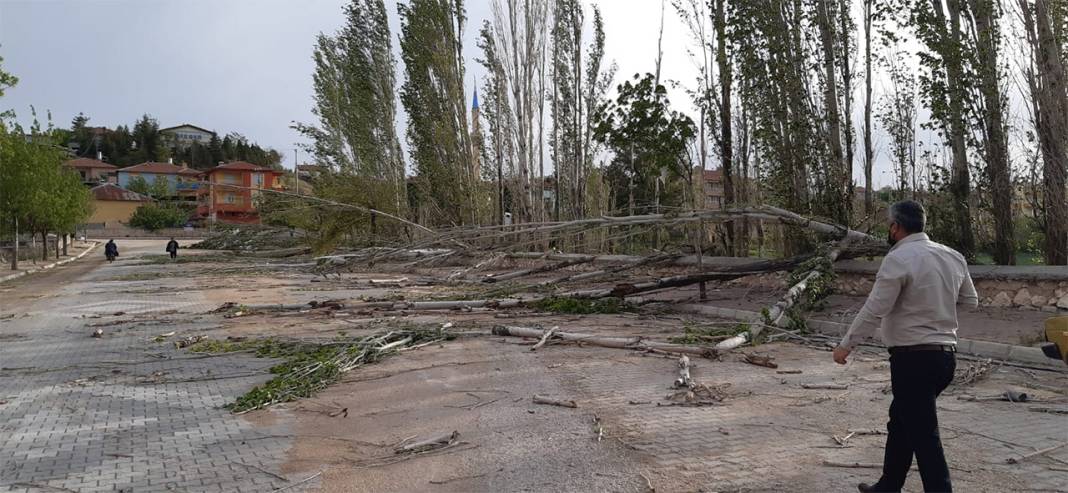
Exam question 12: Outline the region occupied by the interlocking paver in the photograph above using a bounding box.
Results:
[0,250,299,492]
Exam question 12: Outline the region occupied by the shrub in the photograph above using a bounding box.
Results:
[128,203,187,231]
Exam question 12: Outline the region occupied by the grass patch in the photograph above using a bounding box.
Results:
[185,328,452,413]
[528,296,637,314]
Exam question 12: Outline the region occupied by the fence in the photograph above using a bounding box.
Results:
[83,223,209,239]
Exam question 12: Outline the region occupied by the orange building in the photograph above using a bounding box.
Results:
[197,161,284,224]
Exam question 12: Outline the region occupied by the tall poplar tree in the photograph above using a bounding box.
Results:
[399,0,474,226]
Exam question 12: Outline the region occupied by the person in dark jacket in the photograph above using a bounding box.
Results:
[105,240,118,262]
[166,238,179,260]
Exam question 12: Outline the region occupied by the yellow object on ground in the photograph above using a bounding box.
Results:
[1042,316,1068,365]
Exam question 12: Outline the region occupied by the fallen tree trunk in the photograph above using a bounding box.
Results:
[491,325,720,358]
[536,253,681,286]
[483,256,596,283]
[716,240,856,350]
[242,246,312,258]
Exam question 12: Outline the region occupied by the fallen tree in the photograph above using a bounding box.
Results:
[491,325,720,358]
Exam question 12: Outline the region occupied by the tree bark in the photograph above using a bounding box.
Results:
[1033,0,1068,265]
[816,0,848,225]
[971,0,1015,265]
[715,0,735,255]
[863,0,875,217]
[939,0,977,261]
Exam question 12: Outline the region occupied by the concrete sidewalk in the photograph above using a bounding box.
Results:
[0,241,99,284]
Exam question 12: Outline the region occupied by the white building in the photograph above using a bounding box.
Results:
[160,124,216,148]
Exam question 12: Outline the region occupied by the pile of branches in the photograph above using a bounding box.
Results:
[187,328,450,413]
[191,225,305,252]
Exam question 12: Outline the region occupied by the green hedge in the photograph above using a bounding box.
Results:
[128,204,188,231]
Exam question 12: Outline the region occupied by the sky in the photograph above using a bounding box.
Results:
[1,0,899,187]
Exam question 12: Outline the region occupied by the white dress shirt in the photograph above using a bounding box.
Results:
[840,232,978,350]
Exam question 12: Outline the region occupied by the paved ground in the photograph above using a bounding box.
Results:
[0,241,295,492]
[1,244,1066,492]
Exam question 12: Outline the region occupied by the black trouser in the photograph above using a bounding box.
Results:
[169,251,176,259]
[879,349,956,492]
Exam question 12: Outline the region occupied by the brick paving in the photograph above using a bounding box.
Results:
[2,245,1066,492]
[553,345,1068,492]
[0,248,306,493]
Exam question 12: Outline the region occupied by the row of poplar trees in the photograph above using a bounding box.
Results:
[293,0,1066,265]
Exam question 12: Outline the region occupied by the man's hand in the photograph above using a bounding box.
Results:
[832,346,851,365]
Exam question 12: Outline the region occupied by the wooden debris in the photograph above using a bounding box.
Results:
[1028,406,1068,415]
[832,431,857,446]
[492,325,719,358]
[675,355,694,388]
[174,335,205,349]
[532,394,578,408]
[959,390,1030,402]
[802,383,848,390]
[953,358,994,387]
[822,460,915,470]
[483,256,595,283]
[777,370,802,374]
[328,407,349,418]
[530,326,558,351]
[1005,442,1068,464]
[847,428,886,436]
[395,431,460,454]
[743,353,778,369]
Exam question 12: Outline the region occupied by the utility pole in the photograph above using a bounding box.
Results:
[11,217,18,271]
[294,148,300,196]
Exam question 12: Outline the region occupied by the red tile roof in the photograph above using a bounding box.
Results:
[209,161,282,173]
[64,158,117,170]
[89,184,154,202]
[121,162,203,176]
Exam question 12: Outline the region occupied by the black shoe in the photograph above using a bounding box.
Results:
[858,483,898,493]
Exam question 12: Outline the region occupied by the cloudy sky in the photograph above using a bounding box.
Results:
[1,0,900,185]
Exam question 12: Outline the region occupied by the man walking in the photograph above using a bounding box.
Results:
[833,200,977,493]
[165,237,179,260]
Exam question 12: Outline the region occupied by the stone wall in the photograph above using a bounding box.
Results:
[727,269,1068,313]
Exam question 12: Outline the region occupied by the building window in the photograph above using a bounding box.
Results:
[252,173,263,188]
[223,193,236,204]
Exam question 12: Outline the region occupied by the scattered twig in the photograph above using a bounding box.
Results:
[429,472,487,485]
[532,394,578,408]
[822,460,914,470]
[530,326,558,351]
[396,431,460,454]
[1006,442,1068,465]
[776,369,802,374]
[802,383,848,390]
[271,471,322,492]
[639,472,655,492]
[230,461,290,482]
[1029,406,1068,415]
[742,353,778,369]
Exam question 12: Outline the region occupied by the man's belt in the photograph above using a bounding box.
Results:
[888,344,956,354]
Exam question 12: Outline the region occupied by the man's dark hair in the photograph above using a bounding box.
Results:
[889,200,926,233]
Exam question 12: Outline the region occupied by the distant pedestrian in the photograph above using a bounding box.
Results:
[834,200,977,493]
[166,238,179,260]
[105,240,118,263]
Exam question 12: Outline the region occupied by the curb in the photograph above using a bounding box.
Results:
[0,241,100,284]
[672,303,1061,368]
